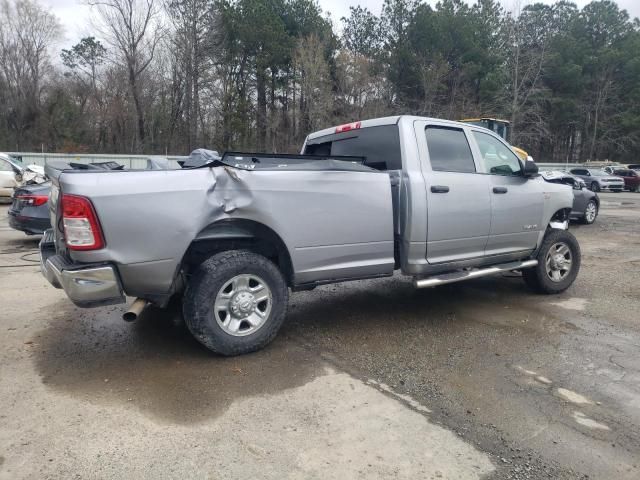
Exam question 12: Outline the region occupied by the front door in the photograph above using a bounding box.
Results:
[416,121,491,264]
[469,130,543,256]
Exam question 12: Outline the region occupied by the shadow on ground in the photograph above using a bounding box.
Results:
[34,300,324,424]
[34,273,578,426]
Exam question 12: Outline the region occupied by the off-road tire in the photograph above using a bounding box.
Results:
[523,229,581,294]
[183,250,289,356]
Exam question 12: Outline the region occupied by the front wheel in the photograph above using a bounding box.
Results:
[581,200,598,224]
[523,230,581,294]
[590,182,600,192]
[183,250,289,356]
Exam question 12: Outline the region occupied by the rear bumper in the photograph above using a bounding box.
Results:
[8,211,50,235]
[39,231,125,308]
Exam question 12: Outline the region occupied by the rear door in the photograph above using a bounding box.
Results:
[415,120,491,264]
[469,130,543,255]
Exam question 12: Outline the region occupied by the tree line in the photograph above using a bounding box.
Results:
[0,0,639,162]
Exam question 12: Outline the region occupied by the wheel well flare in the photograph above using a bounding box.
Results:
[182,219,293,284]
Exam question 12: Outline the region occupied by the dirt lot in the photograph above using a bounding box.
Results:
[1,192,639,479]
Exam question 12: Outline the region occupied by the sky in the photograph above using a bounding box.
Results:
[42,0,640,49]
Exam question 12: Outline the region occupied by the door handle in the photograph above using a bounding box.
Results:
[431,185,450,193]
[493,187,508,194]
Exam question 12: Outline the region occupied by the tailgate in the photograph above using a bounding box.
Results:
[44,163,66,256]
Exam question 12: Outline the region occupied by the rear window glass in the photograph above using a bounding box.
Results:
[425,126,475,173]
[304,125,402,170]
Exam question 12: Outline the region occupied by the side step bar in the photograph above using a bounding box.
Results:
[413,259,538,289]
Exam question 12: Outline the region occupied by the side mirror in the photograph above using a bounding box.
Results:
[523,159,539,178]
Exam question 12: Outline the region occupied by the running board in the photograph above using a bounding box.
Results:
[413,259,538,289]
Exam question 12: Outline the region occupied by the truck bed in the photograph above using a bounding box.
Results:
[44,155,396,300]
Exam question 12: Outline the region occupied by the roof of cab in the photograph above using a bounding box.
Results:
[305,115,482,141]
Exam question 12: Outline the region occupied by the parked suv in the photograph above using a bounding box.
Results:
[612,169,640,192]
[569,168,624,192]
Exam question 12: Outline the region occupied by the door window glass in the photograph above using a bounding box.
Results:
[472,131,522,176]
[0,160,15,172]
[425,126,475,173]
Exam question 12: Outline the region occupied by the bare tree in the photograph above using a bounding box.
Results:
[165,0,214,151]
[61,37,108,147]
[294,34,332,134]
[334,50,392,122]
[0,0,62,148]
[504,2,550,143]
[88,0,163,149]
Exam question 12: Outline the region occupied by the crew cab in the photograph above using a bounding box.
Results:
[40,116,580,355]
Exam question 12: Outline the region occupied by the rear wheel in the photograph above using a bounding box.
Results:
[183,250,289,356]
[581,200,598,224]
[523,230,581,294]
[590,182,600,192]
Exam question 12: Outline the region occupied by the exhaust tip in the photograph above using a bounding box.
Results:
[122,311,138,322]
[123,298,148,322]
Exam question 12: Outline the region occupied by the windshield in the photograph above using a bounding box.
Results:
[1,153,24,171]
[588,170,608,176]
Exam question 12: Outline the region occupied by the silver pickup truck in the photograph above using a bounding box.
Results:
[40,116,579,355]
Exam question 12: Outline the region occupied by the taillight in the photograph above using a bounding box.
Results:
[335,121,361,133]
[61,194,105,250]
[16,194,48,206]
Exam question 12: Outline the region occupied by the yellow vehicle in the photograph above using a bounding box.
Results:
[460,118,529,161]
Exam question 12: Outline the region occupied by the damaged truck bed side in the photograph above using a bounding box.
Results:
[40,116,580,355]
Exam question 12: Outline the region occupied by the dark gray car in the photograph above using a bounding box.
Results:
[8,182,52,234]
[542,171,599,224]
[7,161,130,235]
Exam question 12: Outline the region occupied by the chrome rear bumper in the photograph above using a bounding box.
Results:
[40,230,125,307]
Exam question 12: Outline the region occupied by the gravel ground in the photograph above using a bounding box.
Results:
[0,191,639,479]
